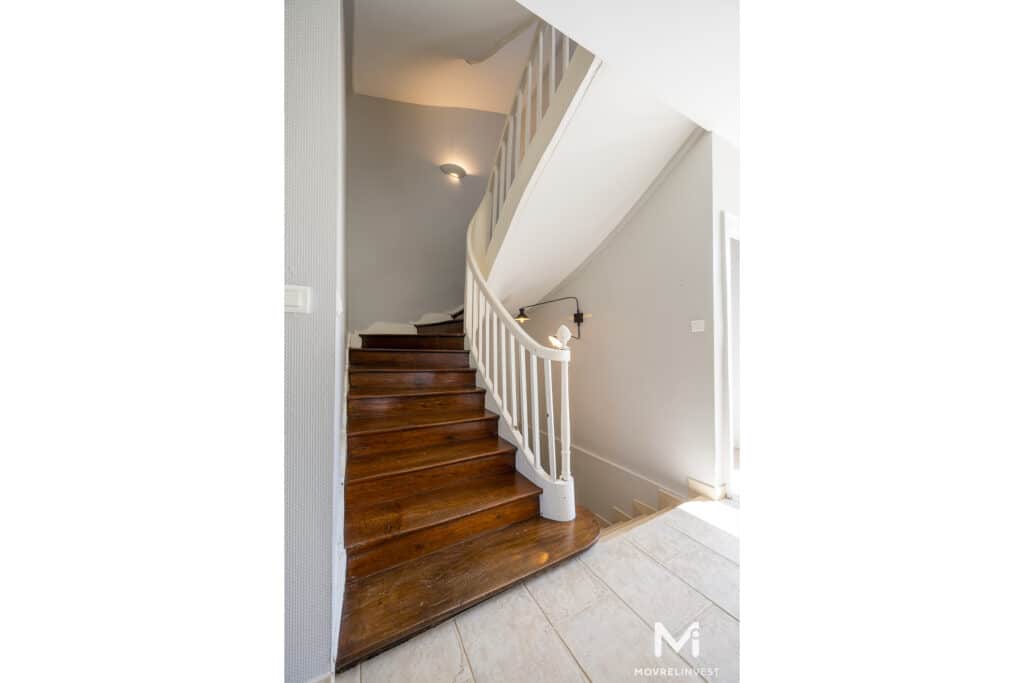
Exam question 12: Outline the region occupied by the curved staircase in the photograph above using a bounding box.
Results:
[337,315,600,671]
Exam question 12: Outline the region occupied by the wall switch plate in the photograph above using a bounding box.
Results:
[690,319,705,333]
[285,285,311,313]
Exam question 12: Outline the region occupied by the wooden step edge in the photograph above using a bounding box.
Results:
[343,474,541,553]
[335,506,601,671]
[346,439,517,485]
[347,387,485,401]
[352,348,469,354]
[348,367,477,374]
[347,411,497,437]
[360,333,465,338]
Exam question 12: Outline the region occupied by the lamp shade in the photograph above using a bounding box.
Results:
[548,324,572,349]
[514,308,530,323]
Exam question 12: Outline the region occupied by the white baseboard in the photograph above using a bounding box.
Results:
[687,477,727,501]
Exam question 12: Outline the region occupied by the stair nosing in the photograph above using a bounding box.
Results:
[351,348,468,354]
[348,367,476,374]
[347,411,497,436]
[344,473,541,553]
[360,333,465,338]
[346,437,517,484]
[348,387,485,400]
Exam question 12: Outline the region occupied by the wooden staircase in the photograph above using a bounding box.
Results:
[337,316,601,671]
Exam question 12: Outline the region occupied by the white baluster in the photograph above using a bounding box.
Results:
[519,344,530,462]
[490,173,497,233]
[491,308,498,392]
[499,318,507,412]
[544,359,557,477]
[549,26,556,104]
[508,332,518,431]
[535,29,542,131]
[483,302,491,385]
[562,33,569,75]
[513,90,521,179]
[530,353,541,474]
[560,360,571,479]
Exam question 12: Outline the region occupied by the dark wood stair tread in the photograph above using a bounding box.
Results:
[337,506,601,670]
[362,333,465,338]
[347,436,516,483]
[345,472,540,549]
[348,409,494,436]
[348,386,484,399]
[353,347,468,354]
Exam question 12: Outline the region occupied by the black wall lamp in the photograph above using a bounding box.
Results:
[513,296,587,348]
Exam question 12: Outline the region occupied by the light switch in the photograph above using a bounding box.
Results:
[285,285,311,314]
[690,319,705,333]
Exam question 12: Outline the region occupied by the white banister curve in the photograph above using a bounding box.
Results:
[464,20,581,522]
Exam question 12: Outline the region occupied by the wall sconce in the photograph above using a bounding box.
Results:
[439,163,466,180]
[513,296,586,348]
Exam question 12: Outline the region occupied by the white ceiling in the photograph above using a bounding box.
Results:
[352,0,538,114]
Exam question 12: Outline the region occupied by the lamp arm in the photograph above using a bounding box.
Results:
[521,297,583,339]
[522,296,581,314]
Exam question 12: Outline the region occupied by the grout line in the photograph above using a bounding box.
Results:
[574,554,701,679]
[659,510,740,566]
[623,533,739,622]
[522,574,593,682]
[452,615,480,683]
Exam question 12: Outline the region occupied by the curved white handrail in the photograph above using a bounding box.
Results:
[463,22,581,521]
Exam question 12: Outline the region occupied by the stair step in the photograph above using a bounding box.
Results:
[347,388,484,419]
[348,409,493,437]
[336,507,602,671]
[348,385,482,399]
[361,333,465,350]
[348,368,477,391]
[414,319,464,334]
[348,412,498,458]
[350,348,469,369]
[344,472,540,552]
[347,436,517,484]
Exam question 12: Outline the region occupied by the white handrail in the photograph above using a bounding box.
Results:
[463,22,581,519]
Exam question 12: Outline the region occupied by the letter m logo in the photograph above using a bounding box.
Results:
[654,621,700,658]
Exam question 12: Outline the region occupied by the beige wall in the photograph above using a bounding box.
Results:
[345,95,504,330]
[521,132,717,519]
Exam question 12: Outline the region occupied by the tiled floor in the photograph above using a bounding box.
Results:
[337,499,740,683]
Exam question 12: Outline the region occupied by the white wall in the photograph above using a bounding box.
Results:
[517,0,738,145]
[712,135,740,484]
[485,61,697,307]
[285,1,344,681]
[520,131,716,518]
[346,95,505,330]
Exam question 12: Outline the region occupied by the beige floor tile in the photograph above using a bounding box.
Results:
[524,557,613,629]
[627,520,739,618]
[662,508,740,563]
[682,605,739,683]
[557,592,697,683]
[335,664,359,683]
[582,535,710,634]
[455,585,586,683]
[360,620,473,683]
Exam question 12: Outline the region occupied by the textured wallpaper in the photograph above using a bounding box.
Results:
[285,1,344,681]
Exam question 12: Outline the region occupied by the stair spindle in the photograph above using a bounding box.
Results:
[544,359,556,477]
[560,360,571,479]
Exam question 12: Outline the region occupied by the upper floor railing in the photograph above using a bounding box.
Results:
[488,22,578,242]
